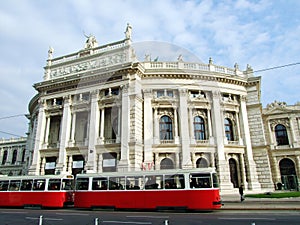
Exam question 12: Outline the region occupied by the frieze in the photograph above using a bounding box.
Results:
[49,52,127,79]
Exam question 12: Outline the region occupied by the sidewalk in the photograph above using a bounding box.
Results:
[220,193,300,210]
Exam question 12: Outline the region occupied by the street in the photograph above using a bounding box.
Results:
[1,209,300,225]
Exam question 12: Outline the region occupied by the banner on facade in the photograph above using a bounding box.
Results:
[73,160,84,169]
[103,159,116,167]
[45,162,56,169]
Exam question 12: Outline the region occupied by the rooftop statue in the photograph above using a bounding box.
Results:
[84,34,98,49]
[125,23,132,39]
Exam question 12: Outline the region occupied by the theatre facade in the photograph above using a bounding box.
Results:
[26,25,299,192]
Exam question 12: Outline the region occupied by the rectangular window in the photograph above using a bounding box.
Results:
[125,176,143,190]
[92,177,108,190]
[21,179,33,191]
[145,175,163,189]
[76,178,89,190]
[190,173,212,188]
[33,179,45,191]
[9,180,21,191]
[109,177,125,190]
[157,90,164,97]
[166,90,173,97]
[0,180,9,191]
[48,179,61,190]
[164,174,185,189]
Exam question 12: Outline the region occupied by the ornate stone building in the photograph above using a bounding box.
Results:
[262,101,300,190]
[0,137,28,175]
[27,24,299,192]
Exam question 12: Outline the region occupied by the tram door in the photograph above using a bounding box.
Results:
[279,158,298,190]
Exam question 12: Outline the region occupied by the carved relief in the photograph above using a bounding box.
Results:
[270,118,290,130]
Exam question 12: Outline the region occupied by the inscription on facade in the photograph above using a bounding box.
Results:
[49,52,127,79]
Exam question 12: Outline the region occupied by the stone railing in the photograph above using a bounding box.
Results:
[142,61,248,77]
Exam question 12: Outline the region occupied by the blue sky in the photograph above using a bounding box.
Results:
[0,0,299,138]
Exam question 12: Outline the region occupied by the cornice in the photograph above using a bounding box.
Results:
[142,72,248,86]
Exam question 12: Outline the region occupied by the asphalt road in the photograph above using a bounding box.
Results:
[1,208,300,225]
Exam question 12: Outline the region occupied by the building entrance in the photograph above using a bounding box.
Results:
[279,158,298,190]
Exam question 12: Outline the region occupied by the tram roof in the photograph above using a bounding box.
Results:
[76,168,216,178]
[0,174,73,181]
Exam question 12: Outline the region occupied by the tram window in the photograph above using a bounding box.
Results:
[48,179,61,190]
[0,180,9,191]
[62,179,73,190]
[109,177,125,190]
[212,173,219,188]
[145,175,162,189]
[21,179,33,191]
[9,180,21,191]
[76,178,89,190]
[164,174,185,189]
[33,179,45,191]
[92,177,108,190]
[190,173,212,188]
[125,176,143,190]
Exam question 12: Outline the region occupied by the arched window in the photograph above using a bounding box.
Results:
[2,150,8,165]
[275,124,289,145]
[225,118,234,141]
[160,116,173,140]
[194,116,206,140]
[12,149,18,164]
[196,157,208,168]
[160,158,174,169]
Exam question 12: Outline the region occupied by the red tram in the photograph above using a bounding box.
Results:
[0,174,74,208]
[74,168,222,210]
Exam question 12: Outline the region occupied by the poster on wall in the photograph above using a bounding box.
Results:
[103,159,116,167]
[45,162,56,170]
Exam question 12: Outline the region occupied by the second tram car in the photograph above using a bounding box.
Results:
[74,169,221,210]
[0,174,74,208]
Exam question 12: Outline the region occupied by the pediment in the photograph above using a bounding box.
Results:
[264,106,293,115]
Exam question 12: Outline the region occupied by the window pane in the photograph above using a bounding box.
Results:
[190,173,212,188]
[9,180,21,191]
[0,181,9,191]
[109,177,125,190]
[48,179,61,190]
[145,175,162,189]
[33,179,45,191]
[164,174,185,189]
[21,179,33,191]
[92,177,108,190]
[125,176,143,190]
[76,178,89,190]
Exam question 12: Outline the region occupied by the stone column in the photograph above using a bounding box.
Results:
[188,107,195,144]
[119,84,130,171]
[235,112,243,145]
[86,91,100,173]
[240,95,261,190]
[173,107,179,143]
[99,108,105,144]
[289,116,297,147]
[211,91,232,191]
[239,153,248,188]
[143,89,153,163]
[207,109,213,144]
[67,155,73,174]
[70,113,76,143]
[44,116,50,147]
[178,89,192,168]
[40,157,46,175]
[153,107,159,144]
[28,99,47,175]
[57,95,72,174]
